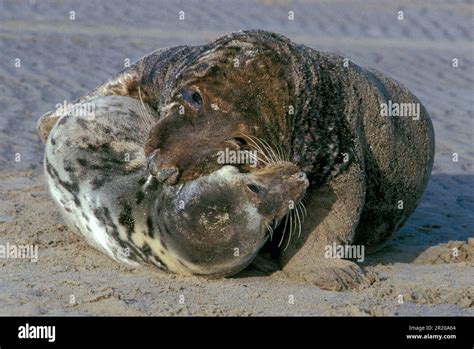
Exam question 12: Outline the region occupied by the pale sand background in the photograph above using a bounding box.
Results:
[0,0,472,315]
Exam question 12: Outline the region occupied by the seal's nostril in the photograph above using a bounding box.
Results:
[156,167,179,184]
[233,137,247,147]
[146,149,179,184]
[247,183,261,194]
[226,137,248,150]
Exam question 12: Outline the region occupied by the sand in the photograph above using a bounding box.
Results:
[0,0,472,316]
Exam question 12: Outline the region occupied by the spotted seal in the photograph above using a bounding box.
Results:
[38,30,434,290]
[43,95,308,277]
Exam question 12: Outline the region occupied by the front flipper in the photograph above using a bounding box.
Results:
[287,258,374,291]
[280,161,372,291]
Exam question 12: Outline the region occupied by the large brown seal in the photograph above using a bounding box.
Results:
[38,30,434,290]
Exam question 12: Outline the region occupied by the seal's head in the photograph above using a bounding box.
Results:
[157,163,308,277]
[144,30,299,184]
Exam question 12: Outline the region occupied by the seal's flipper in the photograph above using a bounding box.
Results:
[280,161,369,290]
[37,110,60,143]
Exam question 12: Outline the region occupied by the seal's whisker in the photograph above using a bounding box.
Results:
[275,142,286,163]
[265,139,283,165]
[255,152,271,166]
[277,212,290,248]
[282,144,287,162]
[298,200,308,218]
[300,197,309,213]
[241,134,267,160]
[267,224,273,241]
[273,142,283,163]
[250,151,269,167]
[276,142,288,163]
[250,150,269,166]
[285,145,291,162]
[270,140,286,165]
[250,135,276,165]
[253,150,270,166]
[137,86,155,132]
[265,223,274,241]
[259,138,280,165]
[295,204,303,238]
[240,133,296,168]
[283,208,294,251]
[241,134,274,165]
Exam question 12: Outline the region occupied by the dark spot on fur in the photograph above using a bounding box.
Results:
[128,109,140,119]
[135,190,145,205]
[161,239,168,250]
[151,256,167,269]
[90,175,108,190]
[141,242,152,257]
[76,118,89,129]
[146,216,154,238]
[118,202,134,237]
[64,165,74,173]
[45,158,81,206]
[92,206,144,262]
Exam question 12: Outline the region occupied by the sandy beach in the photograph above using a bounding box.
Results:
[0,0,472,316]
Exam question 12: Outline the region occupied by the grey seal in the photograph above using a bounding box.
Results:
[38,30,434,290]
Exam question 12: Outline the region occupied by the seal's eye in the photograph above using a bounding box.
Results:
[191,92,202,106]
[247,183,262,194]
[180,88,202,110]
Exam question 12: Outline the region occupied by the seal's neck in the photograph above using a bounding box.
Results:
[288,45,355,187]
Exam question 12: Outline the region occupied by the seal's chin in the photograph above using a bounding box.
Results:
[180,234,269,278]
